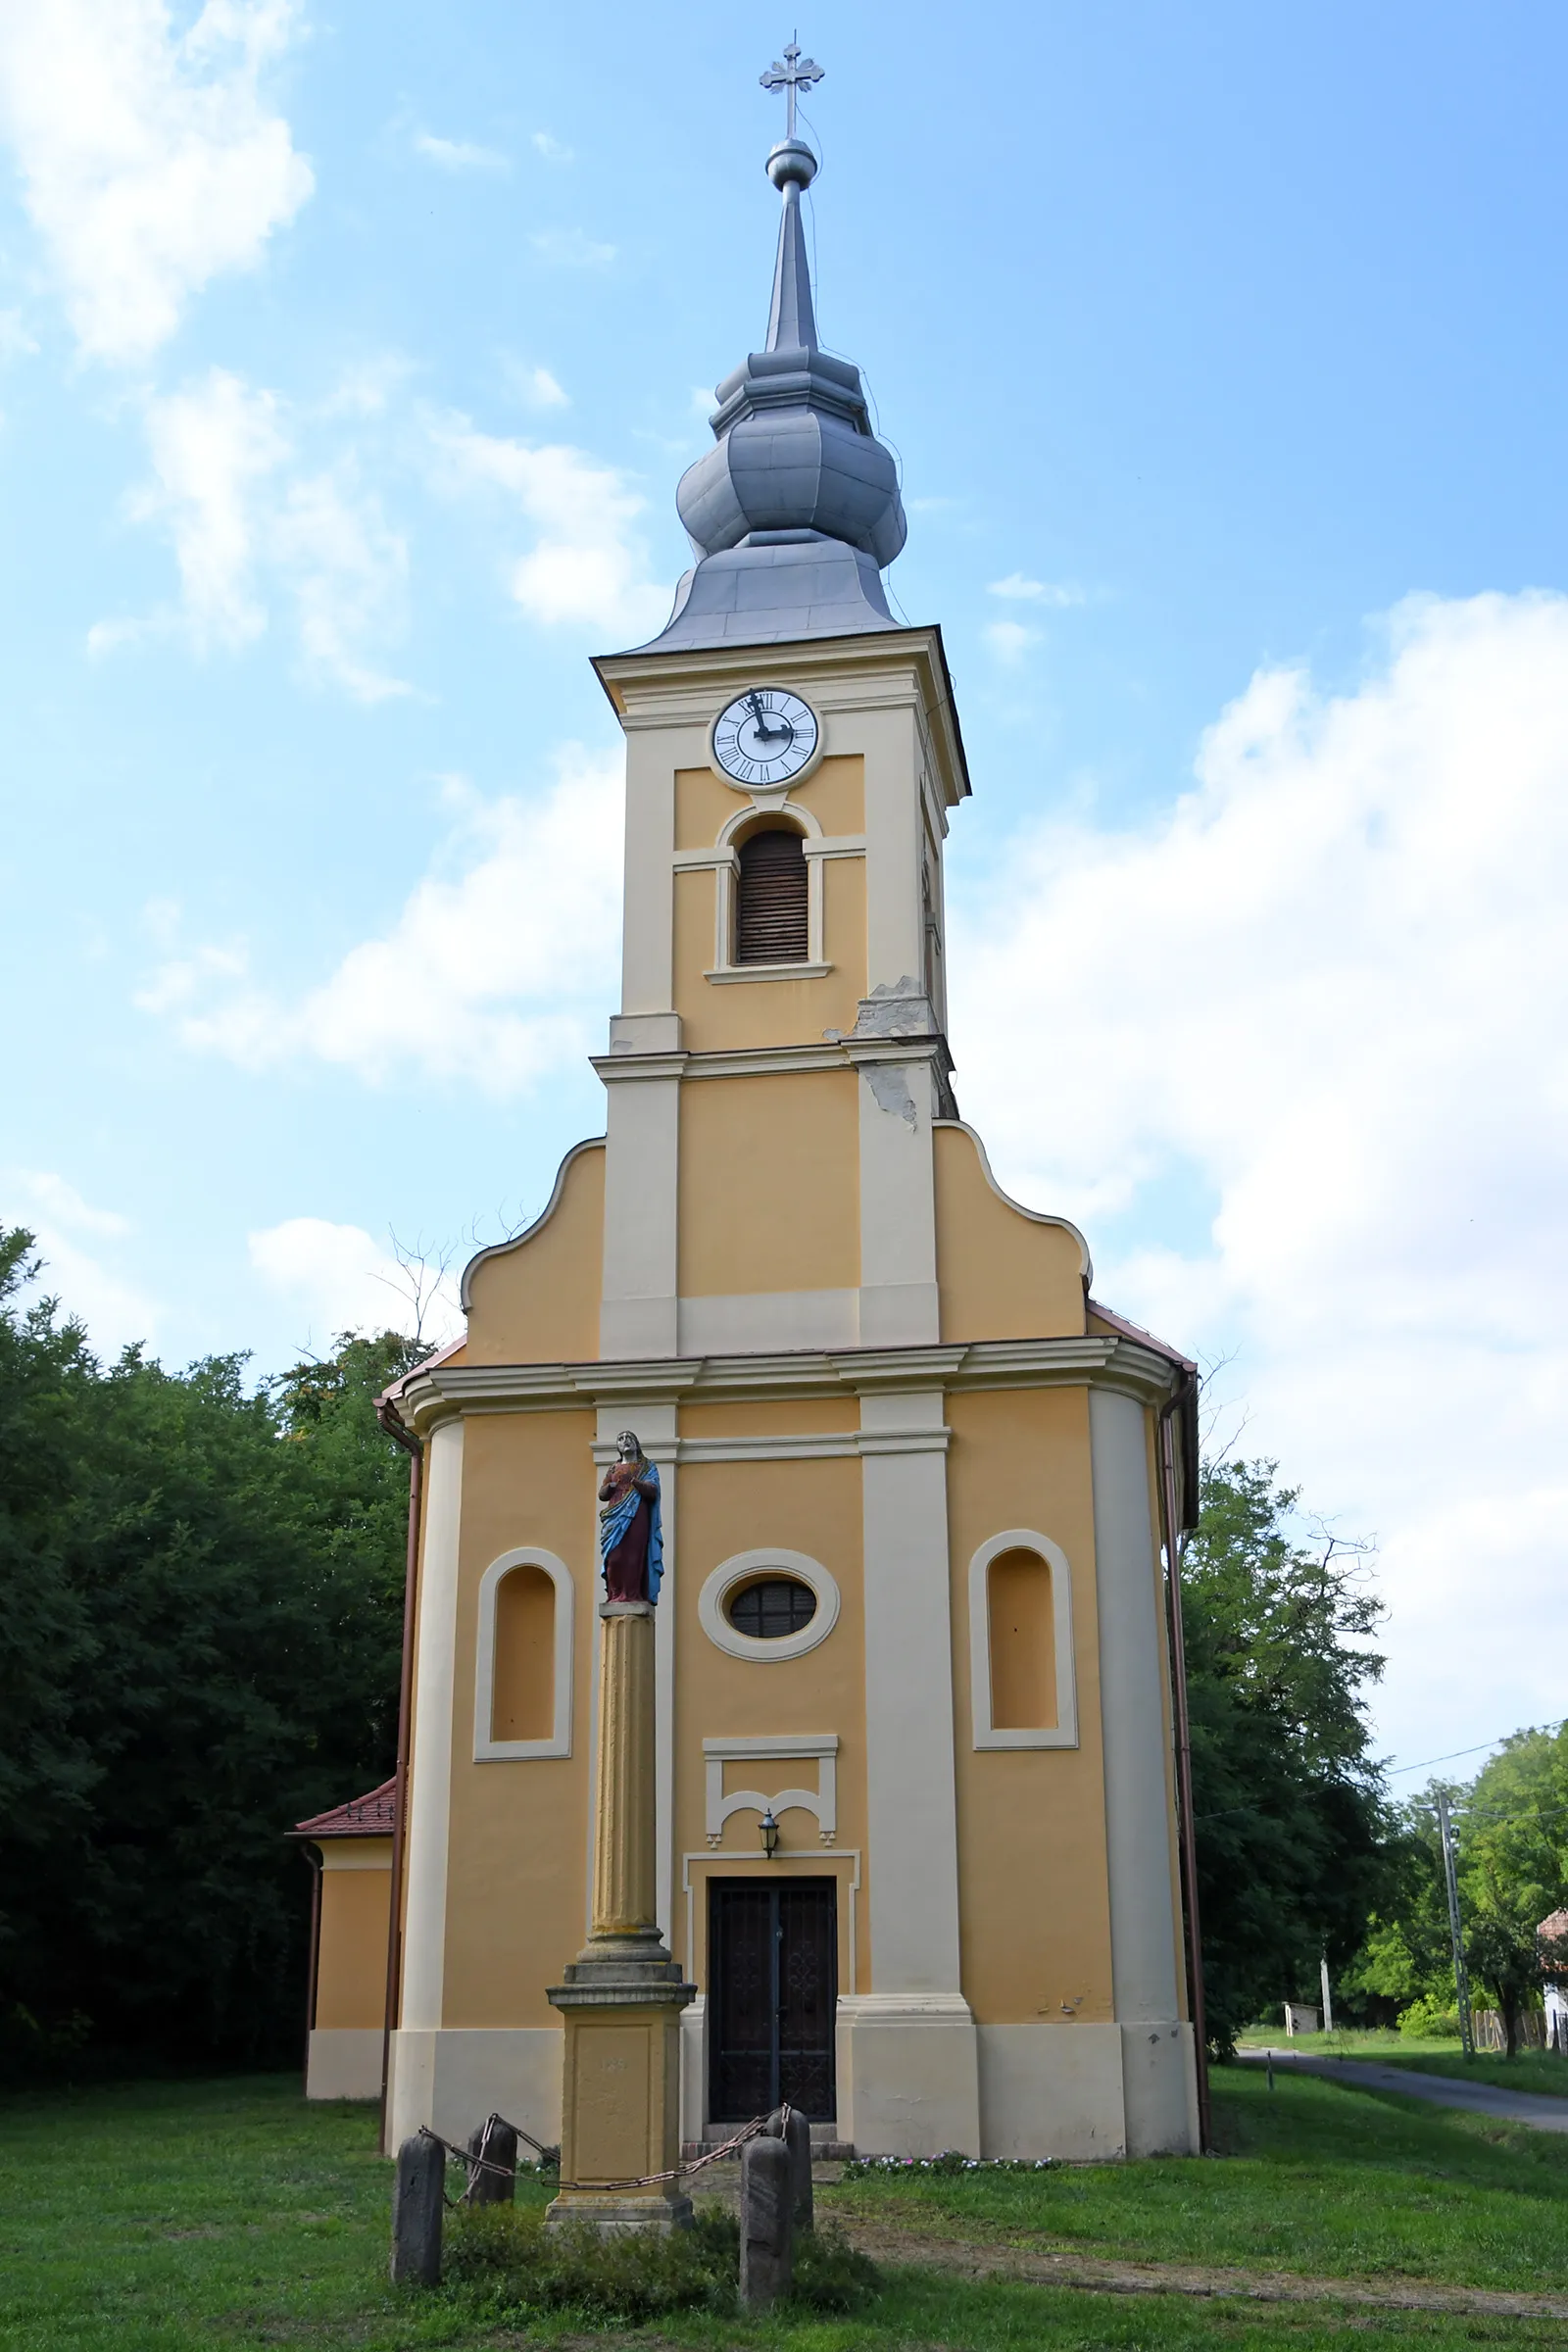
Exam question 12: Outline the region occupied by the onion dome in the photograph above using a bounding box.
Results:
[634,129,906,652]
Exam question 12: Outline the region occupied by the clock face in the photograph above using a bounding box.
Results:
[710,688,819,788]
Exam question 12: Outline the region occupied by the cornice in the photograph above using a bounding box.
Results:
[394,1331,1181,1437]
[591,624,970,808]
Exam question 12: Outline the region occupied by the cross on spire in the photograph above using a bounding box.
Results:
[760,36,823,143]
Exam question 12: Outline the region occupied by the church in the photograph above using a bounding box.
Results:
[292,55,1204,2166]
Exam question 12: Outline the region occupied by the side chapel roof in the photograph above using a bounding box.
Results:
[291,1778,397,1838]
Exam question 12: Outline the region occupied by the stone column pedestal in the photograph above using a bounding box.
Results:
[548,1602,694,2232]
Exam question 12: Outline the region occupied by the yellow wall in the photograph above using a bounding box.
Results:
[988,1549,1056,1731]
[680,1396,860,1440]
[466,1144,604,1365]
[946,1386,1115,2024]
[669,753,868,1053]
[441,1407,596,2027]
[679,1072,859,1297]
[316,1844,391,2030]
[934,1125,1086,1342]
[672,1453,867,1990]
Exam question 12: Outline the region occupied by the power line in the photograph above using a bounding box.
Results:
[1386,1717,1568,1779]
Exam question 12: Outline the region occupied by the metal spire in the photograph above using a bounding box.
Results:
[760,36,824,353]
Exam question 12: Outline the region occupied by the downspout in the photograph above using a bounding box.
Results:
[1157,1371,1211,2152]
[376,1392,424,2154]
[301,1841,323,2095]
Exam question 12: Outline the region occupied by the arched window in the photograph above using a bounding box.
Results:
[987,1549,1054,1730]
[735,826,808,963]
[491,1564,555,1742]
[474,1547,574,1759]
[967,1530,1078,1749]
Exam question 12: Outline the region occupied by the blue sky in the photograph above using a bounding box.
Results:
[3,1,1567,1774]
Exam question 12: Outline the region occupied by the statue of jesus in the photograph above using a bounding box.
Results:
[598,1430,663,1605]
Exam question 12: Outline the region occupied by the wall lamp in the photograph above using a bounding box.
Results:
[760,1807,781,1859]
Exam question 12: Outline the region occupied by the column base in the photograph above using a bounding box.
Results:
[546,2187,693,2235]
[547,1950,695,2234]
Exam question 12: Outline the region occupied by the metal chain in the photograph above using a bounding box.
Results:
[419,2103,795,2201]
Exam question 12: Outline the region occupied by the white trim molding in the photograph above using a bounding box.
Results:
[473,1546,575,1761]
[697,1547,841,1662]
[967,1529,1079,1750]
[703,1733,839,1845]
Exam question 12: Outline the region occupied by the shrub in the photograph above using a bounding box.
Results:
[444,2202,878,2321]
[1397,1994,1461,2038]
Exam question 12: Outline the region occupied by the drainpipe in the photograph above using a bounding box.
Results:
[1157,1371,1211,2153]
[301,1841,323,2095]
[376,1392,424,2154]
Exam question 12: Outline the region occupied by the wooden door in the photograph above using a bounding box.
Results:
[708,1877,837,2122]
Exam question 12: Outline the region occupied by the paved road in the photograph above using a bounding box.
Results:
[1240,2047,1568,2132]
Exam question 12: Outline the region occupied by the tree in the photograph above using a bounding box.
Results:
[0,1227,419,2075]
[1454,1730,1568,2055]
[1183,1459,1392,2051]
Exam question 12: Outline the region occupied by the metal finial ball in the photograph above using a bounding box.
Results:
[766,138,817,192]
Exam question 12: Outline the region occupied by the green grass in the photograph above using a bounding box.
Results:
[1,2069,1566,2350]
[827,2064,1568,2294]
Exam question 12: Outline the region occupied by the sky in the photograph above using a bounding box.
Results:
[2,1,1566,1781]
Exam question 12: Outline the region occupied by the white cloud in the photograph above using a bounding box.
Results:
[139,746,623,1095]
[950,590,1568,1762]
[513,364,568,412]
[8,1170,158,1352]
[0,0,313,365]
[429,410,669,639]
[529,226,613,270]
[531,130,573,164]
[93,367,409,699]
[249,1216,462,1349]
[984,618,1037,663]
[988,572,1084,605]
[413,128,508,174]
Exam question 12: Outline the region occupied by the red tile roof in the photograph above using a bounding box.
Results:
[291,1777,397,1838]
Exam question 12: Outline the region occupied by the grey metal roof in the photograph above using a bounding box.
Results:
[631,132,906,657]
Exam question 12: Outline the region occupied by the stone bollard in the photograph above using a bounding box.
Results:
[782,2107,812,2233]
[390,2133,444,2286]
[740,2133,793,2309]
[466,2116,517,2205]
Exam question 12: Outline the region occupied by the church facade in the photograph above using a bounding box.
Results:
[297,93,1203,2165]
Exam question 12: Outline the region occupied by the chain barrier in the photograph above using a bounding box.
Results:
[419,2102,795,2203]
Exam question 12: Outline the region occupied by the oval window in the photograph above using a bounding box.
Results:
[725,1576,817,1641]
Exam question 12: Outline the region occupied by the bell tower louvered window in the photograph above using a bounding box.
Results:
[735,826,808,963]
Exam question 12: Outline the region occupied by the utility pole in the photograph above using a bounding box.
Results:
[1436,1789,1475,2058]
[1320,1948,1335,2036]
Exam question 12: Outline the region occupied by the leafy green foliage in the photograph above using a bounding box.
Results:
[1344,1728,1568,2052]
[444,2201,877,2321]
[1183,1460,1391,2050]
[0,1225,420,2075]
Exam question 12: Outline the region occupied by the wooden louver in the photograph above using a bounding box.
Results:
[735,827,808,963]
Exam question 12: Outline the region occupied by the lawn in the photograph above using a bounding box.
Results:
[1,2067,1565,2351]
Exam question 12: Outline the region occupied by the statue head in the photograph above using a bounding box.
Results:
[614,1428,642,1462]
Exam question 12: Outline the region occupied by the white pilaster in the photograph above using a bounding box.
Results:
[598,1021,683,1359]
[862,699,925,992]
[387,1418,465,2144]
[852,1050,940,1347]
[1089,1386,1197,2155]
[618,730,677,1013]
[850,1388,978,2154]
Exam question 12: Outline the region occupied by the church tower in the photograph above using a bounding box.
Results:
[365,55,1203,2166]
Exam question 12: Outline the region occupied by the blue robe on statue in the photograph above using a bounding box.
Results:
[599,1458,663,1604]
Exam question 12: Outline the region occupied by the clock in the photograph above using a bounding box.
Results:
[710,688,820,789]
